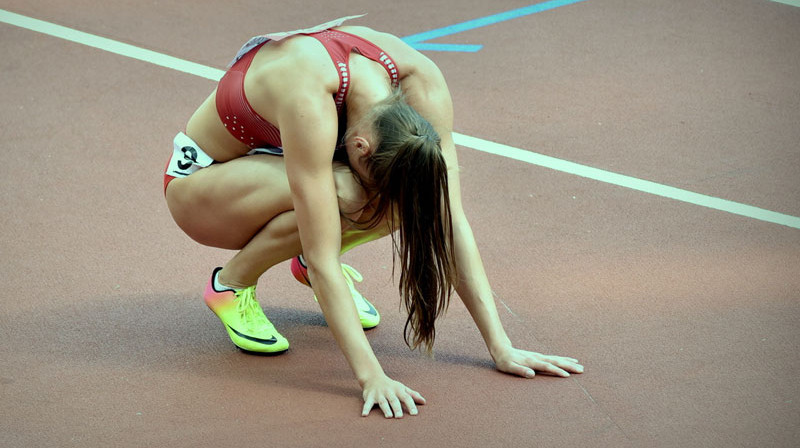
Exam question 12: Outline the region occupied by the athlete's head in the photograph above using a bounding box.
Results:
[345,89,457,354]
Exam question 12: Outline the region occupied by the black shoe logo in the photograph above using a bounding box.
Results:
[360,300,378,317]
[227,325,278,345]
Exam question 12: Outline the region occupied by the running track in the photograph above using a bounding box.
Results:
[1,1,798,446]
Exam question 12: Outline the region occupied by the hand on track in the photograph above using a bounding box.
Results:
[494,347,584,378]
[361,375,426,418]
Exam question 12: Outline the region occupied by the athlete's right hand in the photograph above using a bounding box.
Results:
[361,375,426,418]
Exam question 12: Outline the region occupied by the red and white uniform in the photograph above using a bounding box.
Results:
[215,15,400,149]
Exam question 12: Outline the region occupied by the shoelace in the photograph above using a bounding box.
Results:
[234,286,271,329]
[340,264,365,300]
[309,264,367,307]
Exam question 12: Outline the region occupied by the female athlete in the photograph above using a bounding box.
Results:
[164,15,583,419]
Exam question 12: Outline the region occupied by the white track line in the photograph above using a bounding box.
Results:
[453,134,800,229]
[2,8,798,230]
[0,9,224,80]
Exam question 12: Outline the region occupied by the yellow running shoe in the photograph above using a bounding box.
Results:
[204,268,289,354]
[290,257,380,329]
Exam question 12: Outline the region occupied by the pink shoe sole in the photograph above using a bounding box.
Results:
[290,256,312,287]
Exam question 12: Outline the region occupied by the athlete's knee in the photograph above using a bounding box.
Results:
[333,165,369,224]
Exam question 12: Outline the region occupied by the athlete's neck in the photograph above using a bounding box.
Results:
[345,61,392,126]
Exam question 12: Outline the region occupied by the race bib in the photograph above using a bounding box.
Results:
[166,132,216,178]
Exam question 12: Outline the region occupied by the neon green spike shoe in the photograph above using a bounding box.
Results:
[290,257,380,329]
[204,268,289,354]
[340,263,381,329]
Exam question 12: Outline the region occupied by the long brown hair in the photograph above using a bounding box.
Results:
[347,90,457,353]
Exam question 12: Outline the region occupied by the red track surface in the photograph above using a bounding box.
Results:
[1,1,798,446]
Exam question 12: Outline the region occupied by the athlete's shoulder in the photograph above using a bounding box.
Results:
[251,35,340,90]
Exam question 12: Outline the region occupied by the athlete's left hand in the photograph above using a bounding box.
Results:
[493,347,584,378]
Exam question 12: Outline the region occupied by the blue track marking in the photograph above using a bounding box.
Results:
[770,0,800,7]
[402,0,590,52]
[409,43,484,52]
[1,8,798,230]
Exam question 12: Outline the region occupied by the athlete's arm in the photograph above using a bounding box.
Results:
[279,87,423,418]
[401,51,584,378]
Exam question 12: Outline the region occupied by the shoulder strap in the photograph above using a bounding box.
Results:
[227,15,366,68]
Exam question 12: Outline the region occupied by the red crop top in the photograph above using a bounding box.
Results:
[215,29,400,149]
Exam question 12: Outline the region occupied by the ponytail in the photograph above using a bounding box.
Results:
[352,90,457,354]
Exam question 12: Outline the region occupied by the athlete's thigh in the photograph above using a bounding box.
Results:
[166,154,293,249]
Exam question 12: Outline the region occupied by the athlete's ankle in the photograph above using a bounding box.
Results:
[216,267,255,290]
